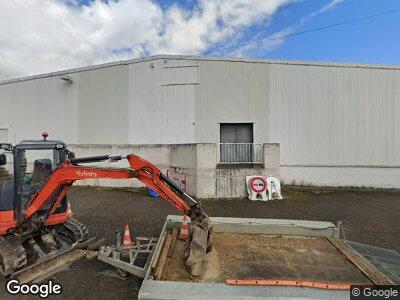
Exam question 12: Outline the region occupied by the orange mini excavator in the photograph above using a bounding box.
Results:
[0,133,211,276]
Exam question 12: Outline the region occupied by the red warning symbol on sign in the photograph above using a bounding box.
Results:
[249,176,267,193]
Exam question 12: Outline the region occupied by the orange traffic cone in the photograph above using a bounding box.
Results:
[179,215,189,240]
[67,202,72,215]
[122,225,133,249]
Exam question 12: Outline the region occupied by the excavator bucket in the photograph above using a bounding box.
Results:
[185,217,213,276]
[184,206,213,276]
[151,172,214,276]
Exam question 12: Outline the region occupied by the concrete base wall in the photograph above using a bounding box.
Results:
[164,144,218,198]
[170,143,281,198]
[196,144,217,198]
[169,144,198,196]
[1,143,281,199]
[69,144,170,188]
[281,166,400,189]
[69,143,281,198]
[215,144,281,198]
[216,167,280,198]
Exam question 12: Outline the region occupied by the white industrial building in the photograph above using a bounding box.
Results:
[0,55,399,191]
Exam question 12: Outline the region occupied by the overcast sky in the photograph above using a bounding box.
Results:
[0,0,399,80]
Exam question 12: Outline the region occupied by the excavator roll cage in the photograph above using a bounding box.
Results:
[0,138,72,234]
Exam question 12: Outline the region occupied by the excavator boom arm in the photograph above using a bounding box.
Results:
[126,154,194,212]
[23,154,193,219]
[20,152,210,276]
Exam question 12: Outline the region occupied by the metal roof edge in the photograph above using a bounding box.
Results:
[0,55,168,85]
[1,54,400,85]
[173,55,400,70]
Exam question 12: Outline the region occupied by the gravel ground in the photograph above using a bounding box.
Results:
[1,186,399,299]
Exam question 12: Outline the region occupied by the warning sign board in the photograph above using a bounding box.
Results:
[249,176,267,193]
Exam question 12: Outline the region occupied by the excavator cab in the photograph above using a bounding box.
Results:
[0,133,72,227]
[0,134,88,276]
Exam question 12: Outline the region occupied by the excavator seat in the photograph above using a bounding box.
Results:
[17,159,53,211]
[31,159,52,185]
[0,159,61,215]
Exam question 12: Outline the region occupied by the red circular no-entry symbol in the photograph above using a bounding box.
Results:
[249,176,267,193]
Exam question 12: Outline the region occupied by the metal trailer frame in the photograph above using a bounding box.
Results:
[138,215,400,299]
[139,216,350,300]
[98,236,158,279]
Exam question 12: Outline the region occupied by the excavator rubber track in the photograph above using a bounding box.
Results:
[54,217,90,244]
[0,217,89,279]
[0,235,27,276]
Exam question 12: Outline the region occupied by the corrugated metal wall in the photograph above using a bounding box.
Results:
[1,56,399,171]
[78,65,129,144]
[194,59,400,168]
[0,59,196,145]
[267,64,400,167]
[128,59,196,144]
[0,76,75,143]
[195,60,269,144]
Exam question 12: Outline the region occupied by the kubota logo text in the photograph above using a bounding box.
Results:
[76,170,97,178]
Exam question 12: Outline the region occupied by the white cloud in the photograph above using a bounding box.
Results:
[230,0,346,57]
[0,0,294,79]
[230,27,292,57]
[301,0,344,23]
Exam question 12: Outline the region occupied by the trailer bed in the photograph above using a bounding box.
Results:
[161,233,372,285]
[139,216,400,300]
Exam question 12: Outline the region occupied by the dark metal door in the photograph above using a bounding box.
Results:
[220,124,253,163]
